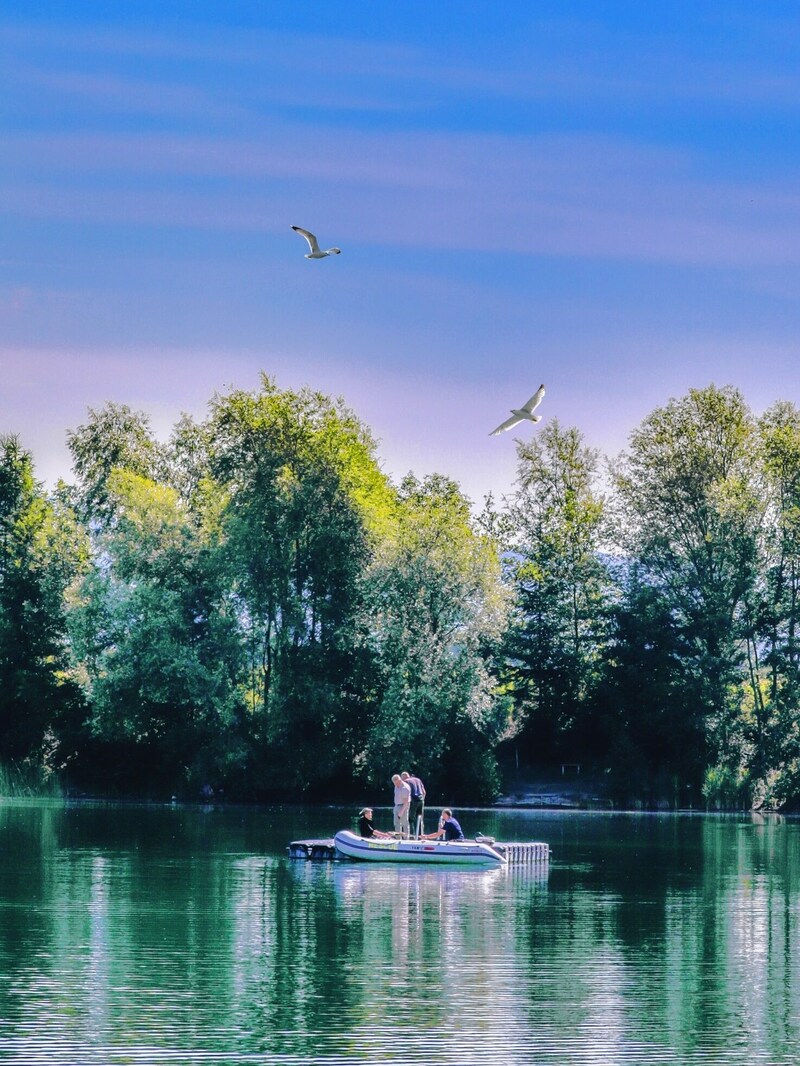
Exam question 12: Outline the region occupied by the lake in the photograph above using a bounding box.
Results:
[0,801,798,1065]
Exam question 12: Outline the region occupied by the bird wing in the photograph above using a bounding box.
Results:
[521,384,545,413]
[490,415,523,436]
[292,226,321,254]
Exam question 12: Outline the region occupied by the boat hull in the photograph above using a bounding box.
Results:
[334,829,506,866]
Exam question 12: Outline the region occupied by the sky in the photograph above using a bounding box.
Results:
[3,1,800,507]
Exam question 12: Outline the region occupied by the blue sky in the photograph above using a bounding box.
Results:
[3,2,800,505]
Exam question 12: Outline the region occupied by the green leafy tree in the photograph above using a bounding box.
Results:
[67,402,164,525]
[362,473,509,802]
[166,412,215,508]
[66,469,244,794]
[503,420,612,764]
[0,437,88,778]
[208,376,394,793]
[613,385,762,801]
[598,566,706,806]
[748,401,800,805]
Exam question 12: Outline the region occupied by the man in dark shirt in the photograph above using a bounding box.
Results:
[357,807,391,839]
[401,770,426,837]
[423,808,465,842]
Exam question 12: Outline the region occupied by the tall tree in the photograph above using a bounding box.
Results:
[598,566,706,806]
[66,469,244,794]
[613,385,763,800]
[0,437,87,775]
[503,420,612,762]
[362,473,509,802]
[208,376,394,793]
[748,401,800,805]
[67,402,164,525]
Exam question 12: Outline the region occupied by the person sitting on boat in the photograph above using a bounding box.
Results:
[358,808,391,839]
[423,808,464,842]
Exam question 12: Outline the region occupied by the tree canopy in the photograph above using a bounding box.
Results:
[3,380,800,810]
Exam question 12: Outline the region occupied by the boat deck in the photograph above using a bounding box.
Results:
[288,837,550,865]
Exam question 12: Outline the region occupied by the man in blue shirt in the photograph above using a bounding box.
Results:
[401,770,426,837]
[423,808,464,842]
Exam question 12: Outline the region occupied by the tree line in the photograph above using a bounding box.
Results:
[2,377,799,808]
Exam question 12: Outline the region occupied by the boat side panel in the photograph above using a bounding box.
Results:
[334,831,504,865]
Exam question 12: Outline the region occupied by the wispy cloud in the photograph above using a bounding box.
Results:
[0,20,424,75]
[9,65,251,123]
[4,5,800,510]
[5,127,800,266]
[2,128,464,188]
[6,13,800,115]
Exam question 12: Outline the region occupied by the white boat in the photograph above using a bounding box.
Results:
[333,829,506,866]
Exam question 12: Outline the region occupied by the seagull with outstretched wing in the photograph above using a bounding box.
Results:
[291,226,341,259]
[490,384,546,436]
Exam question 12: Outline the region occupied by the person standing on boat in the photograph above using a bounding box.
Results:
[401,771,426,837]
[423,808,465,842]
[391,773,411,837]
[358,808,391,839]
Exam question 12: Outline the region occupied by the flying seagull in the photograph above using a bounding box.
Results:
[490,384,546,436]
[291,226,341,259]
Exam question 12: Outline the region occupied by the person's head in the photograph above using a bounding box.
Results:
[391,773,402,784]
[401,771,410,781]
[441,808,453,820]
[359,807,372,818]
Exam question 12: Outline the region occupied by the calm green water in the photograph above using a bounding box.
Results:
[0,802,798,1065]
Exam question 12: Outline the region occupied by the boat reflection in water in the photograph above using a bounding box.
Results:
[328,856,553,1065]
[332,860,512,960]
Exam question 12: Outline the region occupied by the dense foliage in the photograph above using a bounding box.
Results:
[4,379,800,808]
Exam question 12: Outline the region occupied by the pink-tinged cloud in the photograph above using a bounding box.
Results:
[3,331,799,510]
[0,343,526,505]
[0,287,34,316]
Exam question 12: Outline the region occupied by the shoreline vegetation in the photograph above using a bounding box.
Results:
[3,376,800,812]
